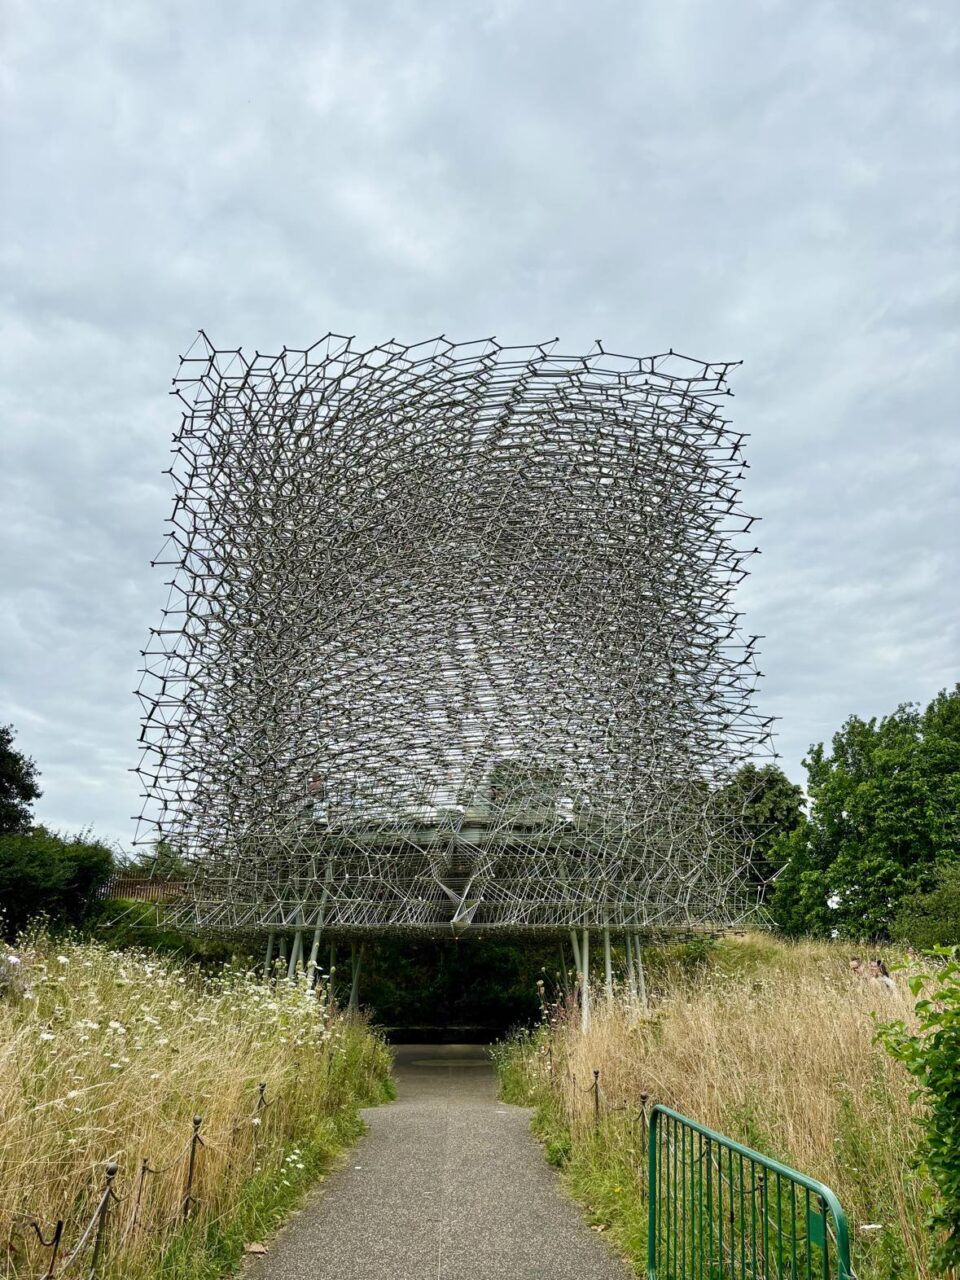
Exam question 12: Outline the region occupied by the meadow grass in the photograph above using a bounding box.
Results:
[0,933,393,1279]
[493,934,929,1280]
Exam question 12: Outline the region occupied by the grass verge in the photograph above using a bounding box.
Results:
[1,931,393,1279]
[493,933,930,1280]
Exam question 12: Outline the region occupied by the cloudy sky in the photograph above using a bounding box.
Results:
[2,0,957,850]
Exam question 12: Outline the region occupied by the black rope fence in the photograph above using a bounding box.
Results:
[2,1044,380,1280]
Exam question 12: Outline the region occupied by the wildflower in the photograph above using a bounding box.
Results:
[57,955,69,965]
[39,1031,56,1042]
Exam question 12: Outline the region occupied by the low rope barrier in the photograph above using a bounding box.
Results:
[5,1067,337,1280]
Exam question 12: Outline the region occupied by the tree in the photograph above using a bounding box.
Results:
[0,724,41,835]
[771,686,960,938]
[718,763,804,903]
[891,865,960,948]
[126,838,190,879]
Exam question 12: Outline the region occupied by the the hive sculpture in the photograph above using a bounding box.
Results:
[135,334,772,937]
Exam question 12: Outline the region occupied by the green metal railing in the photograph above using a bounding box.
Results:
[647,1105,854,1280]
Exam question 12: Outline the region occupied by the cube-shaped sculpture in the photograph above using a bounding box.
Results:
[135,335,771,935]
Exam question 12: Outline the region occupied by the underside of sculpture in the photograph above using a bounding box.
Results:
[134,334,772,936]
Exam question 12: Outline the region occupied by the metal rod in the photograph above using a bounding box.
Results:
[87,1163,118,1279]
[603,926,613,998]
[287,928,304,980]
[581,927,590,1032]
[634,931,647,1009]
[306,926,322,986]
[262,929,275,980]
[183,1116,203,1220]
[569,928,582,978]
[348,941,363,1011]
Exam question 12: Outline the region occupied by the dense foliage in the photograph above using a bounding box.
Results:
[892,866,960,948]
[0,724,41,835]
[771,686,960,939]
[721,763,804,902]
[877,950,960,1273]
[0,826,114,938]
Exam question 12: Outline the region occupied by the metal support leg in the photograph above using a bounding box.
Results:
[348,941,362,1011]
[288,928,304,980]
[581,927,591,1032]
[625,932,638,1001]
[603,926,613,999]
[634,931,647,1009]
[306,926,322,987]
[570,928,582,976]
[262,930,275,980]
[278,935,288,968]
[558,941,570,996]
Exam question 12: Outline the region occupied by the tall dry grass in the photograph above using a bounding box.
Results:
[498,935,928,1280]
[0,933,392,1279]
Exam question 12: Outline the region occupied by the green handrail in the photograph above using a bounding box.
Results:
[647,1105,853,1280]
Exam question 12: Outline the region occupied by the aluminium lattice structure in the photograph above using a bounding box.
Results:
[134,334,773,938]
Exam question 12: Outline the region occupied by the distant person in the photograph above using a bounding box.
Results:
[868,958,896,991]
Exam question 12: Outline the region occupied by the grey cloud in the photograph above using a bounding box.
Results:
[1,0,957,846]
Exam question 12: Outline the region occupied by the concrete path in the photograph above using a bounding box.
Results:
[245,1043,631,1280]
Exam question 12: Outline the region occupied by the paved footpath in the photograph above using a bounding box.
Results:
[245,1043,631,1280]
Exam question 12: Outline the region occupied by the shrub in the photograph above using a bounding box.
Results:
[877,949,960,1274]
[891,866,960,948]
[0,826,114,937]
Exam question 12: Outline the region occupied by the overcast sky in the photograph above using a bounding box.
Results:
[2,0,957,851]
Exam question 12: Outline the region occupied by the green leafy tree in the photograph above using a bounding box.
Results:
[877,951,960,1273]
[0,724,41,835]
[772,686,960,938]
[891,865,960,948]
[126,837,190,879]
[719,763,804,903]
[0,826,114,937]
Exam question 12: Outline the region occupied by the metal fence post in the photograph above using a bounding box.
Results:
[252,1082,267,1166]
[183,1115,203,1220]
[87,1162,118,1279]
[592,1070,601,1129]
[39,1219,63,1280]
[647,1106,660,1277]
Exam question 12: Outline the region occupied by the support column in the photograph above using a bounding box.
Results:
[625,932,638,1002]
[306,927,322,988]
[558,942,570,996]
[278,935,288,968]
[569,928,582,977]
[262,930,275,981]
[633,931,647,1009]
[348,942,363,1012]
[580,927,591,1032]
[603,926,613,1000]
[288,926,305,980]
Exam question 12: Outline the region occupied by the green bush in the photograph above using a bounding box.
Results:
[891,867,960,948]
[877,950,960,1273]
[0,826,114,937]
